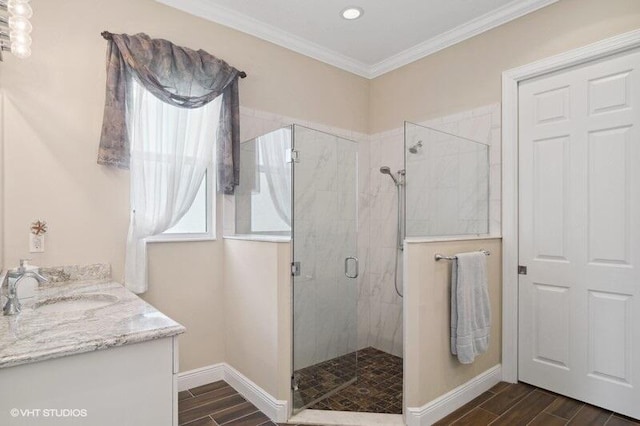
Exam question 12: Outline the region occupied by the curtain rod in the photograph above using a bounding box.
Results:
[101,31,247,79]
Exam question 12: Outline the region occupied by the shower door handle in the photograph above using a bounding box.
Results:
[344,257,359,279]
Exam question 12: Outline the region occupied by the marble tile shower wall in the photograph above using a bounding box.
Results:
[358,103,502,358]
[406,129,489,237]
[356,126,404,358]
[413,103,502,237]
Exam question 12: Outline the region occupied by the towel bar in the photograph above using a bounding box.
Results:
[434,249,490,261]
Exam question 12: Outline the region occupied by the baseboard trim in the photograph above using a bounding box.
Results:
[406,364,502,426]
[177,363,225,391]
[223,364,288,423]
[179,363,501,425]
[178,363,288,423]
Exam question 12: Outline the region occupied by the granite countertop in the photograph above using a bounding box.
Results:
[0,279,185,369]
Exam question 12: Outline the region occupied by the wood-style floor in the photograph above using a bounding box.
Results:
[178,380,276,426]
[180,379,640,426]
[434,382,640,426]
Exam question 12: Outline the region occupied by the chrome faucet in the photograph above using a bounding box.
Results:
[2,259,49,316]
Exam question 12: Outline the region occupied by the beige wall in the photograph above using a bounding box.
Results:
[404,239,502,407]
[369,0,640,133]
[223,239,291,400]
[0,0,368,372]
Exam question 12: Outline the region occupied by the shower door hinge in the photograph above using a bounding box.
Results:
[518,265,527,275]
[291,262,301,276]
[291,375,299,391]
[288,149,300,163]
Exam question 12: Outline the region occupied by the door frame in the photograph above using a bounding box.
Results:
[501,29,640,383]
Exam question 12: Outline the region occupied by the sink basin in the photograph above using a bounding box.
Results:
[34,294,119,314]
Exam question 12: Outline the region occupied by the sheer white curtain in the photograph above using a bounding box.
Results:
[125,80,222,293]
[258,128,291,226]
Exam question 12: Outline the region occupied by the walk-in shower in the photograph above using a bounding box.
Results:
[233,120,491,422]
[237,125,404,417]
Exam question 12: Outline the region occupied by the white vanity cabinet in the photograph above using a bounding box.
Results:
[0,336,179,425]
[0,280,185,425]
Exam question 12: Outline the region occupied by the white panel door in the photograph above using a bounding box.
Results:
[518,49,640,419]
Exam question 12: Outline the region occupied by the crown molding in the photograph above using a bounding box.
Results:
[155,0,559,80]
[154,0,372,78]
[369,0,560,78]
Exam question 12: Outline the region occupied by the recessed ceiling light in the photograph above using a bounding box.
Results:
[341,7,363,20]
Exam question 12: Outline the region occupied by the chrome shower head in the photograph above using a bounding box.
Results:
[379,166,399,185]
[408,140,423,154]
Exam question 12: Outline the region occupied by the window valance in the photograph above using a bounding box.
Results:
[97,32,245,194]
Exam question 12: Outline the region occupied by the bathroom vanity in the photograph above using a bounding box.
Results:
[0,277,185,426]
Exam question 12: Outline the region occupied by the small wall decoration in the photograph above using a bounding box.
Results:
[30,220,48,236]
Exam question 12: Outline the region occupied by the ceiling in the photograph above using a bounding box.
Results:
[155,0,558,78]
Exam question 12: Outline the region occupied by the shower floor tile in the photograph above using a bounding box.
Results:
[293,347,403,414]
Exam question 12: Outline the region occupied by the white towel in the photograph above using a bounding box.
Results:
[451,252,491,364]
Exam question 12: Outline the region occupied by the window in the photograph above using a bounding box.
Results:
[250,169,290,233]
[235,128,291,235]
[159,168,215,240]
[250,135,291,233]
[128,79,221,242]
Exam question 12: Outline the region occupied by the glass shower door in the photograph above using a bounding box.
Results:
[291,125,359,412]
